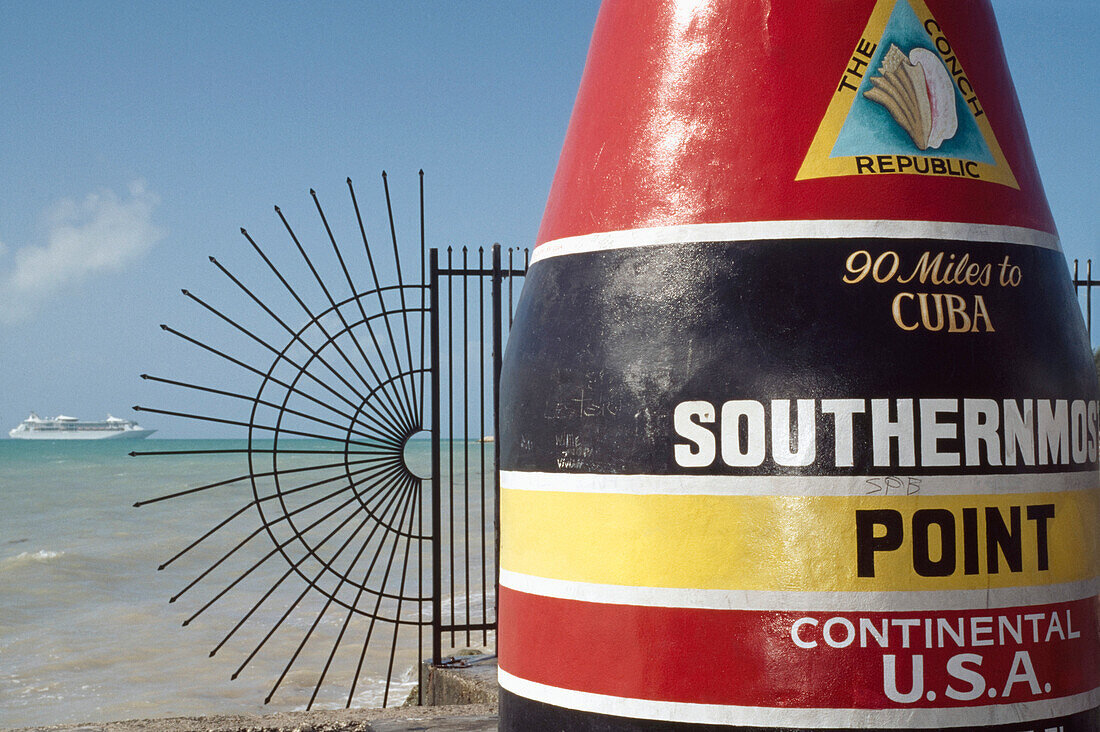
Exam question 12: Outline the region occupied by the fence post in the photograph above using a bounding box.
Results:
[1074,258,1097,342]
[491,244,504,618]
[429,247,442,668]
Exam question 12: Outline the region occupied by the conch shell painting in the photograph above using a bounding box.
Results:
[864,44,958,150]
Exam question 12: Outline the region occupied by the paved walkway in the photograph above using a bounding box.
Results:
[370,714,495,732]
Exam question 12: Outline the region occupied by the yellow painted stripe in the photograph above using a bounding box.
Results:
[500,488,1100,593]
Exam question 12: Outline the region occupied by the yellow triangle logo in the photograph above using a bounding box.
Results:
[796,0,1018,189]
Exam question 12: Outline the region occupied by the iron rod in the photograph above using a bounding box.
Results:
[347,178,420,432]
[274,204,416,435]
[419,171,427,428]
[172,460,402,606]
[133,404,386,449]
[507,247,514,328]
[140,372,399,448]
[417,171,427,705]
[479,246,488,645]
[167,282,396,436]
[491,244,503,635]
[310,187,420,434]
[381,171,419,427]
[233,467,412,686]
[347,470,415,705]
[304,472,418,708]
[447,246,455,649]
[439,623,496,633]
[462,245,471,648]
[430,248,442,667]
[417,172,427,705]
[380,472,419,707]
[240,226,410,434]
[150,456,399,571]
[132,447,353,457]
[344,472,417,707]
[216,464,411,660]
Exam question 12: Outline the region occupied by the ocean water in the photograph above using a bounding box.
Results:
[0,439,493,728]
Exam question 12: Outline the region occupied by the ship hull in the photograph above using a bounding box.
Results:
[8,429,156,440]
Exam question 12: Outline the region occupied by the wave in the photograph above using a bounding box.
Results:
[3,549,65,566]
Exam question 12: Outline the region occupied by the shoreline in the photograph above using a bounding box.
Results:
[9,660,501,732]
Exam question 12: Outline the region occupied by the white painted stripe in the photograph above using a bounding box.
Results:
[530,220,1060,264]
[499,668,1100,728]
[501,469,1094,497]
[500,569,1099,611]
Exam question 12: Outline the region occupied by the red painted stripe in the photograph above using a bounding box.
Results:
[499,586,1100,709]
[537,0,1053,245]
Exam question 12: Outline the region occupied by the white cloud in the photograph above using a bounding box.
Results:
[0,181,166,324]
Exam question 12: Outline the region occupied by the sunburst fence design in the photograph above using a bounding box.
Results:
[132,173,527,709]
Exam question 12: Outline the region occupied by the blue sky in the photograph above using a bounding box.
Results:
[1,2,1096,438]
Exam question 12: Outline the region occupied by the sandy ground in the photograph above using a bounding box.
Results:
[7,704,497,732]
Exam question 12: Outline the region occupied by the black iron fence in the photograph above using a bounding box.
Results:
[429,245,527,667]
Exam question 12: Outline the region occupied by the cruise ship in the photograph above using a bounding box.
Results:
[8,413,156,440]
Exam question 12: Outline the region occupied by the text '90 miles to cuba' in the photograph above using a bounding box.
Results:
[843,248,1022,333]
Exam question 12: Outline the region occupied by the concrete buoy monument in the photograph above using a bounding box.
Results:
[498,1,1099,730]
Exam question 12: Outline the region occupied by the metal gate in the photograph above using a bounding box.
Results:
[134,176,526,710]
[429,245,527,666]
